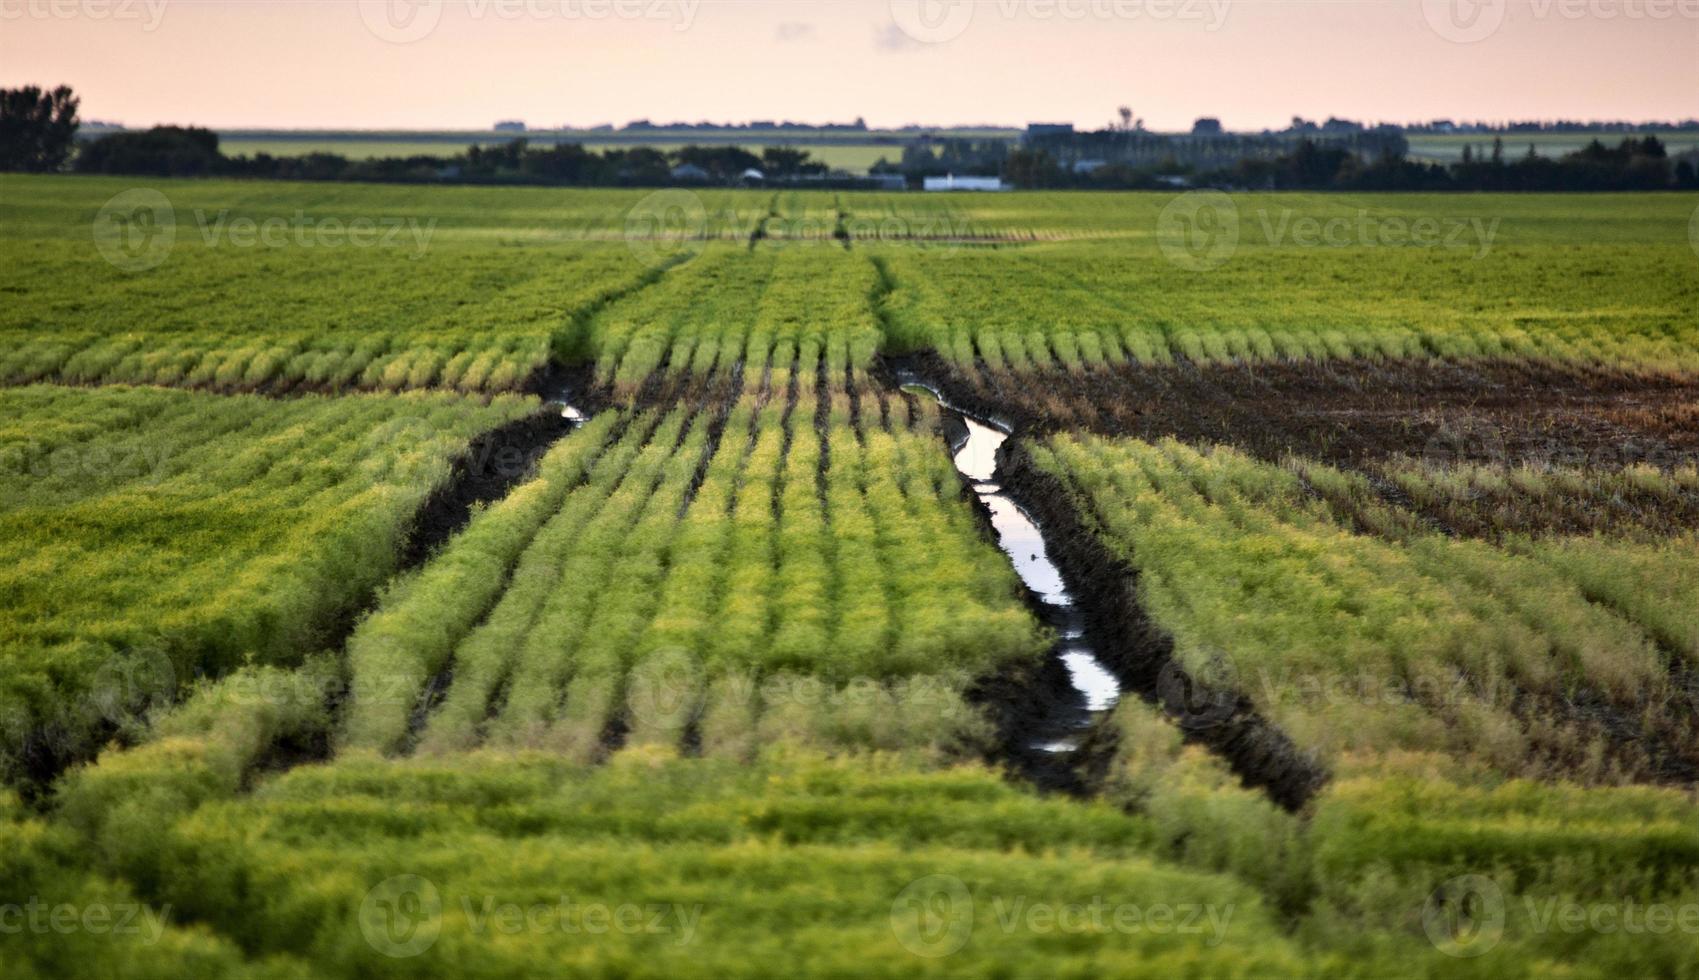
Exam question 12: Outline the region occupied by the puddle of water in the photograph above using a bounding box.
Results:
[978,494,1069,604]
[1060,646,1119,712]
[545,387,589,424]
[903,380,1121,753]
[954,415,1003,482]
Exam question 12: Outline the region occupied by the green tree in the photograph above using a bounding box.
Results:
[0,85,81,172]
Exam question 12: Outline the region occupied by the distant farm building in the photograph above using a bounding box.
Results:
[923,174,1007,192]
[1024,123,1075,142]
[493,120,526,133]
[670,163,710,183]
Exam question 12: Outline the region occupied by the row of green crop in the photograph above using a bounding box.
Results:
[30,654,1699,978]
[33,736,1306,978]
[1,175,660,392]
[6,180,1697,397]
[875,238,1699,377]
[0,331,555,394]
[1031,433,1699,783]
[0,385,535,783]
[589,246,883,397]
[1094,694,1699,973]
[340,381,1044,761]
[1365,456,1699,541]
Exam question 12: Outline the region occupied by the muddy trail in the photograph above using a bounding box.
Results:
[899,382,1122,795]
[888,353,1699,797]
[894,374,1327,809]
[992,439,1332,810]
[896,352,1699,472]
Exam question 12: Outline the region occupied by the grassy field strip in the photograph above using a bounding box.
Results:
[1367,456,1699,542]
[593,247,778,395]
[532,410,720,759]
[334,367,1044,764]
[33,743,1324,977]
[10,178,1694,398]
[412,412,692,756]
[340,409,655,755]
[1032,433,1699,784]
[874,211,1699,380]
[0,386,535,784]
[588,245,884,398]
[26,624,1699,978]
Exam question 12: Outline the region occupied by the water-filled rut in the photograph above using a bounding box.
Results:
[900,381,1122,760]
[896,369,1328,810]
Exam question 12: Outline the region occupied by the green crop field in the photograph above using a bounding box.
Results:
[3,173,1699,976]
[204,126,1007,170]
[1405,131,1699,163]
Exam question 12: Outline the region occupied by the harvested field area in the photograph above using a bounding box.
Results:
[911,353,1699,470]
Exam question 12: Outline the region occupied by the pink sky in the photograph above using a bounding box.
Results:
[1,0,1694,130]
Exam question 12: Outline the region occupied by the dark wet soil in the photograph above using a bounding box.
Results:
[887,352,1699,471]
[891,353,1699,793]
[399,410,579,569]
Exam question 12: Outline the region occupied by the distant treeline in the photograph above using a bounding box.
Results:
[1006,137,1699,192]
[71,126,837,186]
[64,126,1699,191]
[6,84,1697,192]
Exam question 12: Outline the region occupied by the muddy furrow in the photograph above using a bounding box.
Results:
[996,440,1331,811]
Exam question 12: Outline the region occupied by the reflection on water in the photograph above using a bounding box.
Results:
[546,387,589,424]
[954,414,1003,482]
[1061,647,1120,712]
[977,493,1069,604]
[902,381,1121,751]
